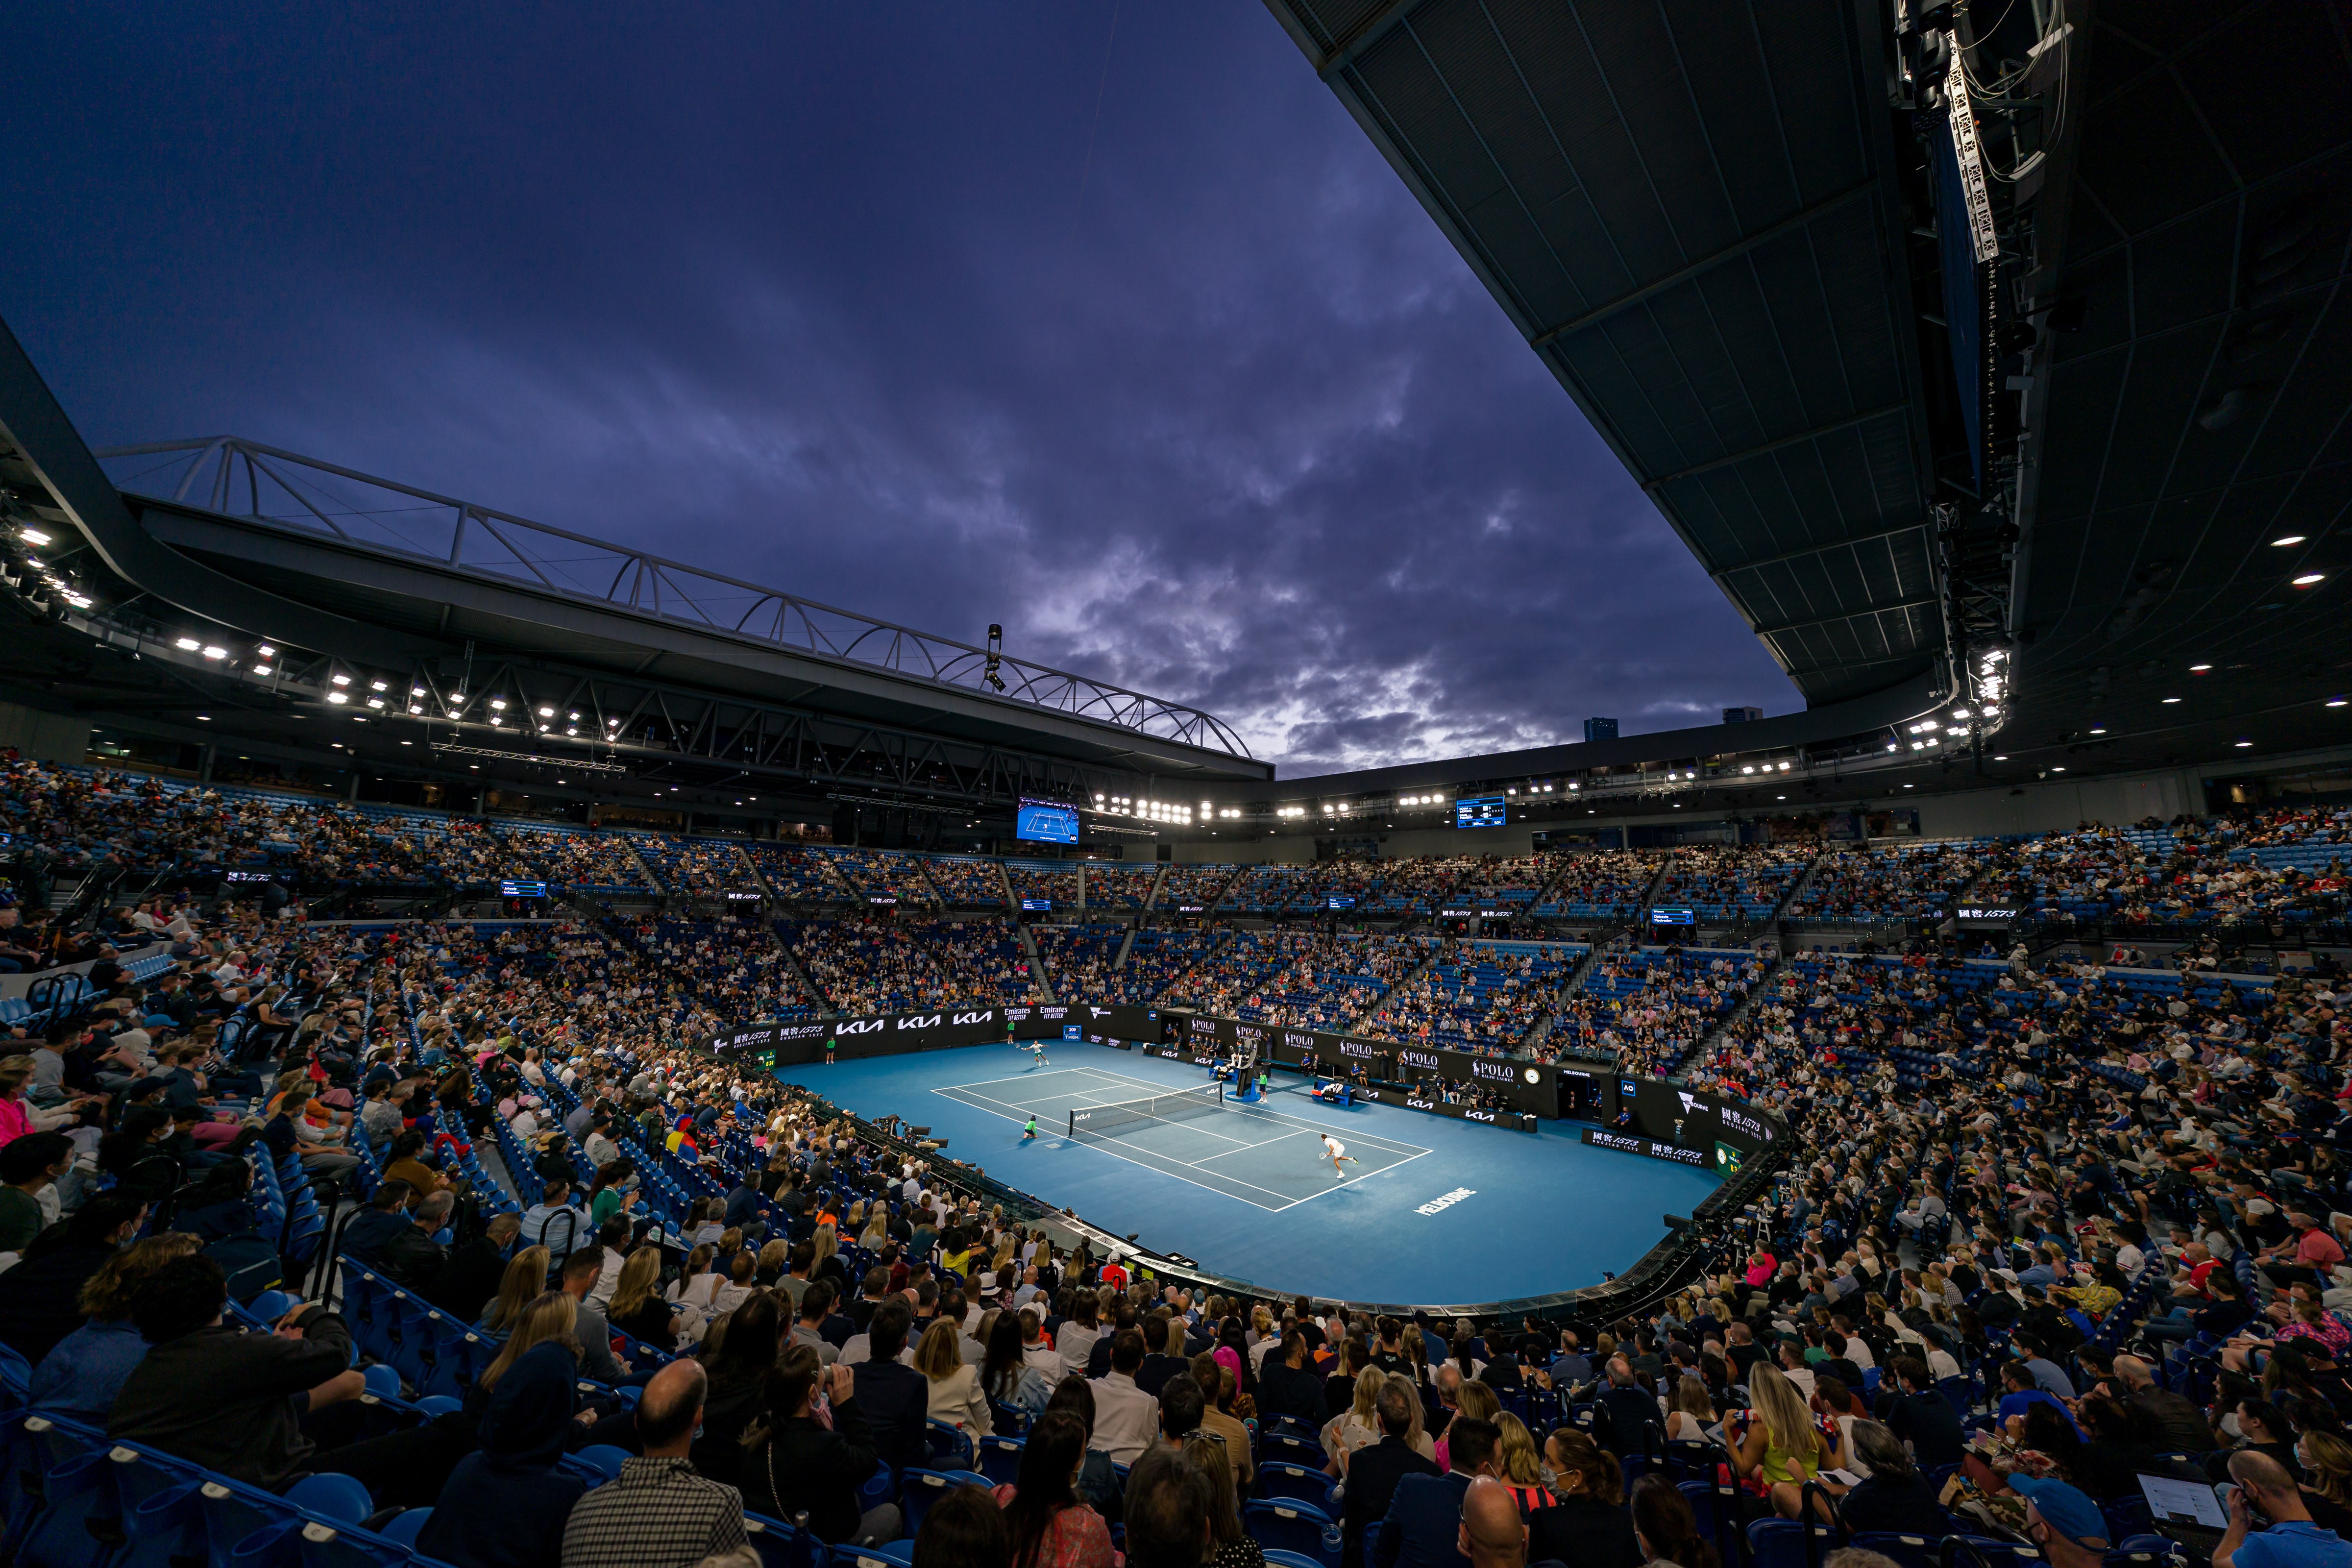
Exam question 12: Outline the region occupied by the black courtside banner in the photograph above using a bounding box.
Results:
[710,1003,1163,1065]
[711,1003,1783,1151]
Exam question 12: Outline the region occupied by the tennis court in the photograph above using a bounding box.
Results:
[934,1065,1430,1210]
[783,1041,1721,1303]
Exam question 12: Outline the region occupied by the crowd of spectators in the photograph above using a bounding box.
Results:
[1540,851,1661,920]
[1788,842,1997,923]
[1156,864,1239,911]
[6,782,2352,1568]
[1164,931,1427,1030]
[503,826,655,892]
[1005,862,1079,908]
[1031,924,1127,1002]
[1082,862,1159,910]
[743,841,856,903]
[925,857,1010,909]
[1360,940,1580,1053]
[627,834,759,900]
[823,849,939,906]
[1654,845,1813,923]
[783,917,1040,1014]
[1549,947,1763,1075]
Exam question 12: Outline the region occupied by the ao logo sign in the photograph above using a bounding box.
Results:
[1416,1186,1476,1216]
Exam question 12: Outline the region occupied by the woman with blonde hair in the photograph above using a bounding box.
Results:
[859,1208,889,1250]
[478,1246,551,1334]
[917,1316,994,1439]
[1666,1374,1717,1442]
[1399,1323,1430,1385]
[811,1222,846,1286]
[479,1291,581,1392]
[1323,1366,1388,1473]
[1433,1378,1501,1471]
[1731,1362,1847,1519]
[607,1246,687,1345]
[1495,1413,1556,1512]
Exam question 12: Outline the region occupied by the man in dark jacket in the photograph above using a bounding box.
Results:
[1136,1313,1190,1397]
[425,1211,521,1321]
[337,1179,415,1265]
[0,1194,147,1362]
[1375,1417,1496,1568]
[1593,1356,1665,1462]
[1877,1356,1967,1471]
[1256,1329,1327,1426]
[850,1298,930,1476]
[379,1191,454,1287]
[1343,1380,1441,1568]
[108,1254,367,1490]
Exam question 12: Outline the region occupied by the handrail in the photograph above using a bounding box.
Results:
[96,437,1254,759]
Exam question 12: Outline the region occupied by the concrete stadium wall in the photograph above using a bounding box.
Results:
[0,702,91,766]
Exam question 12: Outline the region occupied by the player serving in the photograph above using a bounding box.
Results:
[1320,1132,1359,1176]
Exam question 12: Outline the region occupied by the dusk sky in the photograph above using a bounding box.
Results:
[6,3,1796,776]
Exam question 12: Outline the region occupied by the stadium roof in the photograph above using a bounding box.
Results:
[1261,0,2352,786]
[1260,0,1949,709]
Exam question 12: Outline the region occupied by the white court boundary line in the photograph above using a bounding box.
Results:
[931,1060,1431,1212]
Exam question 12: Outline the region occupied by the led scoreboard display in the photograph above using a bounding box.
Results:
[1015,799,1079,845]
[1454,795,1507,829]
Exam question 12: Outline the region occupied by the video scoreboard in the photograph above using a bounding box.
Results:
[1454,795,1507,829]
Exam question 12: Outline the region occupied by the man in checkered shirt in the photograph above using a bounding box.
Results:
[561,1360,747,1568]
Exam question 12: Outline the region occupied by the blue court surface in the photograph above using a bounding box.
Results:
[779,1041,1721,1305]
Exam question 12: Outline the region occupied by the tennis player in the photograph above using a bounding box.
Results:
[1321,1132,1358,1176]
[1021,1040,1050,1069]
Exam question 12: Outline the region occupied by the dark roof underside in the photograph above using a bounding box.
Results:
[1265,0,1947,707]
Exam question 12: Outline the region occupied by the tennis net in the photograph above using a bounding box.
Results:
[1068,1082,1225,1140]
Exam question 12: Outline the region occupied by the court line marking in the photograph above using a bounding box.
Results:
[929,1061,1432,1212]
[949,1062,1433,1157]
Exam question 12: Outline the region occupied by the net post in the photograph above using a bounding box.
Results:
[1067,1109,1078,1138]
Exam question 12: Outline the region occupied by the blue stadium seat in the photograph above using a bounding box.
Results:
[979,1433,1025,1486]
[1244,1499,1333,1560]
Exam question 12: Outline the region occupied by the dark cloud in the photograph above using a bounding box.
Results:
[4,2,1793,774]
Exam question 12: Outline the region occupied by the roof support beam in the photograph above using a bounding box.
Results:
[1528,180,1876,349]
[1751,597,1940,638]
[1710,522,1932,581]
[1314,0,1427,79]
[1641,402,1911,491]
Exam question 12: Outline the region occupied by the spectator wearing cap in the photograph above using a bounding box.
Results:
[2009,1476,2112,1568]
[518,1176,588,1253]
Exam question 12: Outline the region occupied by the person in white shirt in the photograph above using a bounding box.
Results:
[1087,1330,1158,1466]
[1057,1297,1102,1378]
[1019,1307,1063,1386]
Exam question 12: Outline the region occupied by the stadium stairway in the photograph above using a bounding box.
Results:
[1112,926,1138,970]
[1019,924,1055,1003]
[1689,953,1788,1070]
[623,839,668,902]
